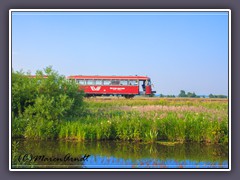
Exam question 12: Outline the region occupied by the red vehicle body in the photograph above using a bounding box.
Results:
[67,75,156,98]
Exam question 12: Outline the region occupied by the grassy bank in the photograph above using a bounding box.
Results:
[12,97,228,144]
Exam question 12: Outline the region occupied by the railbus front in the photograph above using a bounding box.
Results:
[67,75,156,98]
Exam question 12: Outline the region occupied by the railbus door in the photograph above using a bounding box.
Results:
[140,79,152,95]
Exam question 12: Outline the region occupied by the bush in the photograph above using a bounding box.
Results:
[12,66,85,139]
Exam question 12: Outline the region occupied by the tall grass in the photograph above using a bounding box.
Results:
[12,98,228,144]
[56,110,228,144]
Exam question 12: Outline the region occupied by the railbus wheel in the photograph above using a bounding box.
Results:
[124,95,135,99]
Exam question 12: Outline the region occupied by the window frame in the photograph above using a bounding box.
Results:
[111,79,120,85]
[103,79,111,85]
[119,80,128,86]
[95,79,103,85]
[76,79,86,85]
[86,79,95,85]
[128,80,139,86]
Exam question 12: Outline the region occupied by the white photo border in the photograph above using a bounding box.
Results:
[9,9,231,171]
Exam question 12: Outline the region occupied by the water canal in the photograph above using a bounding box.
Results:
[12,140,228,169]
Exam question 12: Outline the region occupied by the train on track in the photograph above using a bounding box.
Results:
[67,75,156,98]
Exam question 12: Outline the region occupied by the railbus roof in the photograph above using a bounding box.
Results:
[67,75,150,80]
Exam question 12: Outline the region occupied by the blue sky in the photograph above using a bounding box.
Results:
[11,11,229,95]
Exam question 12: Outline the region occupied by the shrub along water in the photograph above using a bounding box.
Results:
[12,67,85,139]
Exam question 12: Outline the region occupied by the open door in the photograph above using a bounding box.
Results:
[139,79,155,95]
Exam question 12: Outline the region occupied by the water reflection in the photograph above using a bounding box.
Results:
[13,140,228,169]
[84,156,228,168]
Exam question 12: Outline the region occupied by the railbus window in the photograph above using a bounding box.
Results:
[103,80,111,85]
[95,79,102,85]
[76,79,85,85]
[120,80,128,86]
[111,80,120,85]
[86,79,94,85]
[147,79,151,85]
[129,80,138,86]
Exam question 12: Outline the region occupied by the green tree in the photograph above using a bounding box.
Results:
[187,92,197,98]
[12,70,36,116]
[178,90,187,97]
[187,92,192,97]
[209,94,214,98]
[192,92,197,97]
[208,94,227,98]
[12,66,85,139]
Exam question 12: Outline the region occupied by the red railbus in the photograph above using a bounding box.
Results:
[67,75,156,98]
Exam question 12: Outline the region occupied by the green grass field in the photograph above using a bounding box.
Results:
[55,97,228,144]
[12,97,228,143]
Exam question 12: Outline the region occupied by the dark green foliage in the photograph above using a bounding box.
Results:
[12,70,36,116]
[178,90,187,97]
[187,92,197,98]
[12,66,85,139]
[178,90,199,98]
[159,94,175,98]
[209,94,227,98]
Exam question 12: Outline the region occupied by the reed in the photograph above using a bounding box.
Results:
[12,98,228,144]
[56,110,227,143]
